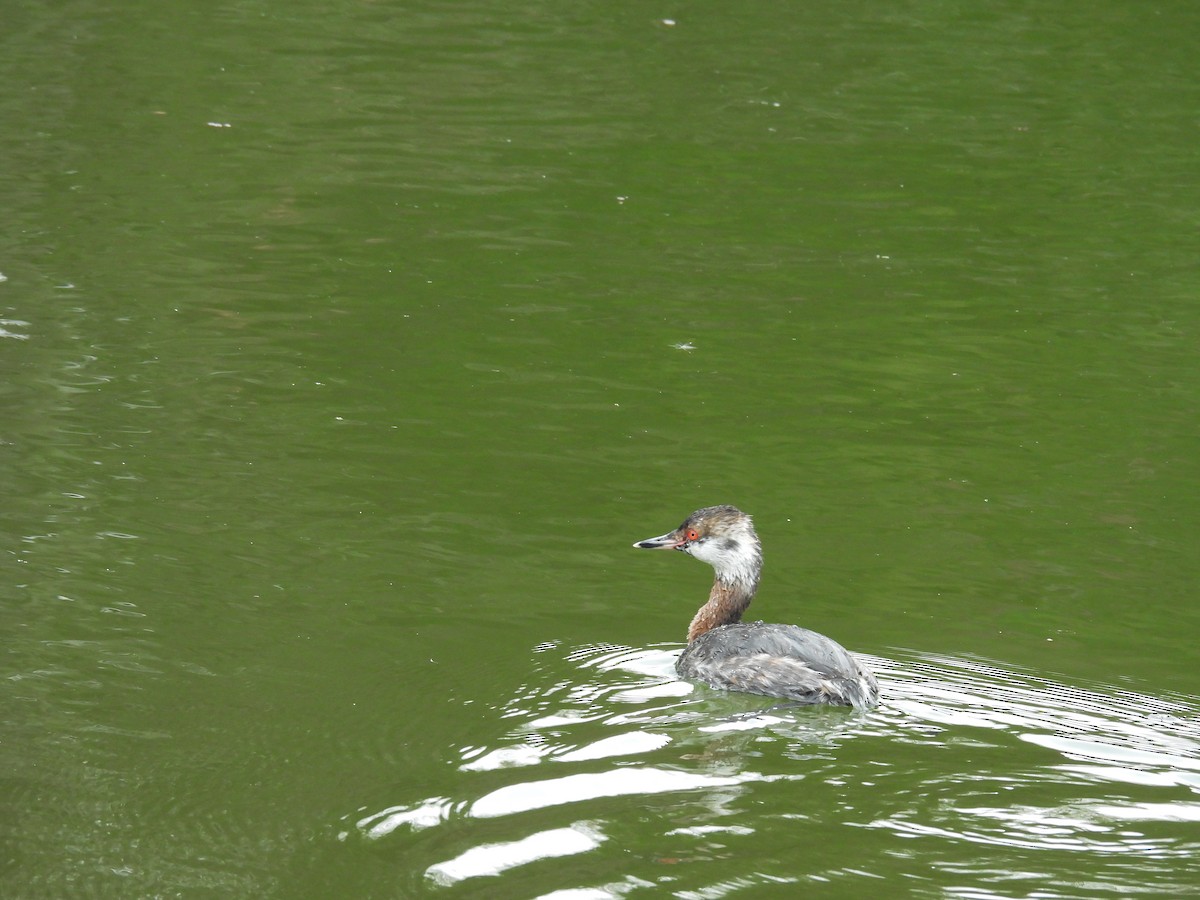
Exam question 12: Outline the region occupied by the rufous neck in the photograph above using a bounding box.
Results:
[686,575,757,642]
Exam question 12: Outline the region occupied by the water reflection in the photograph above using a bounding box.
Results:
[426,824,606,887]
[345,644,1200,892]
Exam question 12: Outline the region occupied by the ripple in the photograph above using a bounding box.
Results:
[345,643,1200,895]
[426,822,606,886]
[470,767,768,819]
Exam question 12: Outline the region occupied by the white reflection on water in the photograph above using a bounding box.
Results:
[425,823,605,886]
[862,652,1200,862]
[345,643,1200,891]
[461,728,670,770]
[355,766,775,841]
[554,730,672,762]
[356,797,453,839]
[1089,801,1200,822]
[471,766,770,819]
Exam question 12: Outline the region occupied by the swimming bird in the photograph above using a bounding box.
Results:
[633,505,878,707]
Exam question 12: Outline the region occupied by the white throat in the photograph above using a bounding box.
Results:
[688,518,762,592]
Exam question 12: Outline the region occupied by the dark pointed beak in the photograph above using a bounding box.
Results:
[633,530,685,550]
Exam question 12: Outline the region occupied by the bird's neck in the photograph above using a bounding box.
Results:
[687,572,758,642]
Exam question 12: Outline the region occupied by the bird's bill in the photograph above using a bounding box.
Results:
[632,530,685,550]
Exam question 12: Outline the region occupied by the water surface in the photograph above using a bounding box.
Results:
[2,0,1198,896]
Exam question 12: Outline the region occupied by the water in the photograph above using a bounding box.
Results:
[2,0,1198,897]
[352,647,1200,896]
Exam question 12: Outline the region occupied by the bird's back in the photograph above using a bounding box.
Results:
[677,622,879,707]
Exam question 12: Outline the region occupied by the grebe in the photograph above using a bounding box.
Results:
[633,505,879,707]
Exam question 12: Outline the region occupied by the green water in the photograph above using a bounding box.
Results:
[3,1,1198,897]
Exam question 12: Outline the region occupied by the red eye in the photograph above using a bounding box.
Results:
[686,529,699,541]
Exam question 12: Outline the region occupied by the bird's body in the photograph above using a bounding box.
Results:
[634,505,878,707]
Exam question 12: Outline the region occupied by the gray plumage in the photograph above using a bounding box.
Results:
[678,622,878,707]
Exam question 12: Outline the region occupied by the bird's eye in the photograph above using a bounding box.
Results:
[686,529,700,541]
